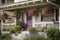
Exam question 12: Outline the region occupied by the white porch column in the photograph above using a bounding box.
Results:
[1,10,4,31]
[13,17,16,26]
[59,8,60,29]
[32,16,35,27]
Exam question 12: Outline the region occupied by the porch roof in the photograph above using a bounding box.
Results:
[0,0,60,10]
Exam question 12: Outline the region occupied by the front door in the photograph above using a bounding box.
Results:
[26,13,32,27]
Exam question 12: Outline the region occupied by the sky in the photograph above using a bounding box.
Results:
[14,0,28,2]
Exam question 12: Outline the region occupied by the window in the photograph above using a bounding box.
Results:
[41,9,54,21]
[2,0,5,4]
[35,13,41,23]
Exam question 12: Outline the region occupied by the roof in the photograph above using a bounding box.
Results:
[0,0,60,10]
[51,0,60,6]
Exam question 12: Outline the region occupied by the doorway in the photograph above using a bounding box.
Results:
[26,12,32,27]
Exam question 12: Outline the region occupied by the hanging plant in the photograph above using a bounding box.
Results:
[2,13,9,20]
[35,10,39,17]
[36,13,39,17]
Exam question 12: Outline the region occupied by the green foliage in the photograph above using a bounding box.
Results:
[23,35,48,40]
[14,25,22,31]
[0,30,2,37]
[10,25,22,34]
[2,28,6,31]
[27,27,37,32]
[46,28,60,40]
[10,29,16,34]
[0,34,11,40]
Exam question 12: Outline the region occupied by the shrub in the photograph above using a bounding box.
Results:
[10,25,22,34]
[27,27,37,32]
[46,28,60,40]
[0,34,11,40]
[14,25,22,31]
[10,29,16,34]
[7,29,10,31]
[0,30,2,37]
[2,28,6,31]
[27,27,38,36]
[23,35,48,40]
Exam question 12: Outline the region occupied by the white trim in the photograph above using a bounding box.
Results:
[1,10,4,31]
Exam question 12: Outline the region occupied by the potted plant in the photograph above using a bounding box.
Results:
[2,13,8,20]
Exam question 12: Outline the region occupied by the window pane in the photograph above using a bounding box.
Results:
[2,0,5,4]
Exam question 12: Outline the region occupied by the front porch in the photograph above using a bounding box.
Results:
[0,0,59,31]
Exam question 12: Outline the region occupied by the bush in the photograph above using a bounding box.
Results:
[0,34,11,40]
[10,29,16,34]
[10,25,22,34]
[0,30,2,37]
[46,28,60,40]
[23,35,48,40]
[2,28,6,31]
[14,25,22,32]
[27,27,37,32]
[7,29,10,31]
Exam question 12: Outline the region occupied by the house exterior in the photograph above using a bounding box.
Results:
[0,0,60,31]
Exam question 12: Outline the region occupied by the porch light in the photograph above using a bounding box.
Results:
[42,10,44,14]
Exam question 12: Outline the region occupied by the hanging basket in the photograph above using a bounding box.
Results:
[2,13,9,20]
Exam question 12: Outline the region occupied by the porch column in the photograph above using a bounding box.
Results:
[0,0,1,5]
[54,8,56,22]
[59,8,60,29]
[1,10,4,31]
[14,17,16,26]
[32,16,35,27]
